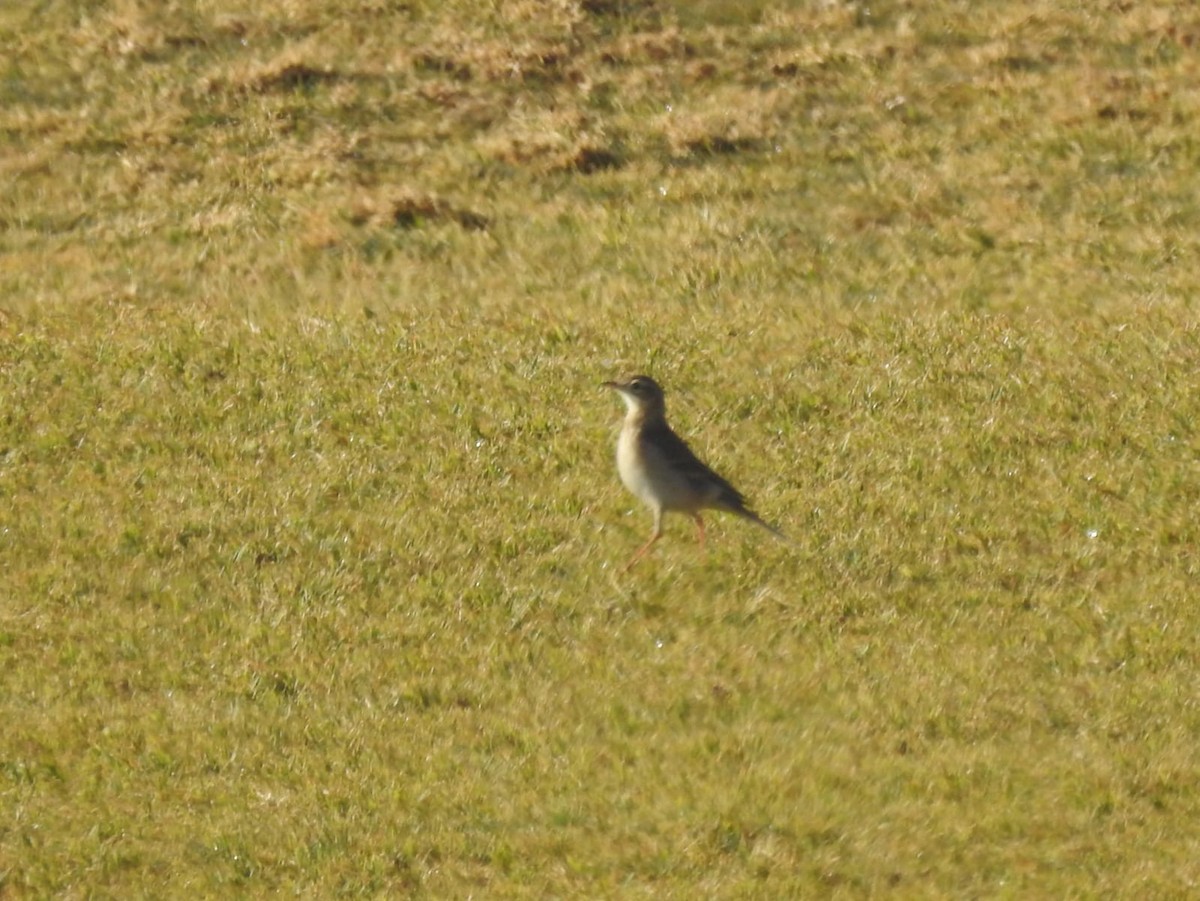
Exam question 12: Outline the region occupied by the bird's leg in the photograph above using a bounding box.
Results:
[692,513,706,550]
[621,533,660,574]
[620,509,663,573]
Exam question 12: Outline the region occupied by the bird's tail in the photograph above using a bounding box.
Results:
[739,508,790,543]
[713,484,789,544]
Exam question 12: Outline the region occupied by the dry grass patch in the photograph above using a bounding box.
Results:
[349,188,490,231]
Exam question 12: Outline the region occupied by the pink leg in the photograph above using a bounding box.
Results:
[620,532,661,574]
[620,509,664,574]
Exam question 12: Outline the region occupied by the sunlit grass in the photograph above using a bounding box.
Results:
[4,0,1200,895]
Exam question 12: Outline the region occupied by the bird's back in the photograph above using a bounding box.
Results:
[636,418,748,514]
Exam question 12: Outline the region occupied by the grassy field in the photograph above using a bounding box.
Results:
[4,0,1200,895]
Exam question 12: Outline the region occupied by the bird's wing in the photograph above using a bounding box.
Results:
[643,420,788,540]
[641,419,748,509]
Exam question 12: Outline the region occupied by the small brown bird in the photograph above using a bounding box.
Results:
[602,375,785,572]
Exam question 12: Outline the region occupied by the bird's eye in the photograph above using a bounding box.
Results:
[630,379,644,392]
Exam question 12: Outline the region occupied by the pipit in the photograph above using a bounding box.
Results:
[602,375,785,572]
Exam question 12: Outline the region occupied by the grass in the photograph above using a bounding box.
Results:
[4,0,1200,896]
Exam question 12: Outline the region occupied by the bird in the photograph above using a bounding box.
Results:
[602,375,785,572]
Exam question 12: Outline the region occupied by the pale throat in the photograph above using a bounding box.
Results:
[618,392,642,416]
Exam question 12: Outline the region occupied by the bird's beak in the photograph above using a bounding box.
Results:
[601,380,620,390]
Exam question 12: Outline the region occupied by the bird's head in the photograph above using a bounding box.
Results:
[602,374,666,417]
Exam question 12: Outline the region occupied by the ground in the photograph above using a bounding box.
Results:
[3,0,1200,895]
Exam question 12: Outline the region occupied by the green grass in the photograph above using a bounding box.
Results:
[4,0,1200,896]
